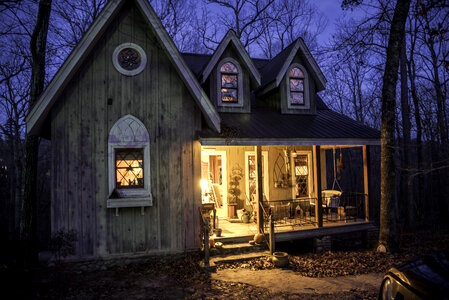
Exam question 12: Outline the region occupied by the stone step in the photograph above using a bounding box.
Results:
[210,251,270,266]
[213,234,256,244]
[210,241,267,256]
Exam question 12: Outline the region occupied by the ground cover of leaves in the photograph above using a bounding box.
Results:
[216,229,449,277]
[5,229,448,299]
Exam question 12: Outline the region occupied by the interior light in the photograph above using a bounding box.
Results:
[200,179,210,194]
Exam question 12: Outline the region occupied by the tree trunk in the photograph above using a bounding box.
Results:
[399,40,414,229]
[20,0,52,267]
[379,0,411,253]
[407,32,424,226]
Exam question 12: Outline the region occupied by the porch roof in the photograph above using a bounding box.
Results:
[199,103,380,146]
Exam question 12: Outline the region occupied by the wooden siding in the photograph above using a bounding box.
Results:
[50,2,202,259]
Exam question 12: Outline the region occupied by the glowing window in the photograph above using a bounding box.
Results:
[115,149,144,188]
[220,62,238,103]
[289,67,304,106]
[294,154,309,198]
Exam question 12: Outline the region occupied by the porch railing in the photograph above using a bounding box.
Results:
[262,192,366,230]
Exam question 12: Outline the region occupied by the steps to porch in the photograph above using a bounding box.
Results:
[203,222,378,269]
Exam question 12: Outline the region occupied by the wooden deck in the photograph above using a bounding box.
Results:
[215,218,376,243]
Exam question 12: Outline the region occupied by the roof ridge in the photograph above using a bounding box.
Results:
[263,38,300,65]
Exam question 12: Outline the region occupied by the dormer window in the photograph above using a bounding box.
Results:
[286,64,309,110]
[289,67,304,105]
[220,62,238,103]
[216,58,243,107]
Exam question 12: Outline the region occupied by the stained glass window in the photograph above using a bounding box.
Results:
[220,62,238,103]
[294,154,309,198]
[115,149,144,188]
[289,67,304,106]
[118,48,142,71]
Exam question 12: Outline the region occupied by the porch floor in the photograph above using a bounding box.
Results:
[216,217,367,239]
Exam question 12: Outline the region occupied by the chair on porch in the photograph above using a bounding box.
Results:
[322,190,342,220]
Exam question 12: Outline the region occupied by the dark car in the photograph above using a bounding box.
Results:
[379,251,449,300]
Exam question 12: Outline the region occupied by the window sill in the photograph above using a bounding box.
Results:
[107,197,152,208]
[219,102,243,107]
[107,189,153,208]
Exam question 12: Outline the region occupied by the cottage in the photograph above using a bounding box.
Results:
[26,0,379,260]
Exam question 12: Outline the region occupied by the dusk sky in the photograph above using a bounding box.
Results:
[317,0,344,44]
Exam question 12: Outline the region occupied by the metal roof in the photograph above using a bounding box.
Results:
[199,98,380,145]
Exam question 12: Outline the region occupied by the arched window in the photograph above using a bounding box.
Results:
[289,67,305,106]
[220,62,239,103]
[107,115,152,208]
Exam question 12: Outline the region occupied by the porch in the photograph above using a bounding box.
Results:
[200,143,373,240]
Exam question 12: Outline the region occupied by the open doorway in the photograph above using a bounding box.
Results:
[201,150,227,218]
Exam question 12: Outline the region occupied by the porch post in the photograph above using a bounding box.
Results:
[363,145,370,222]
[313,145,323,227]
[256,146,264,233]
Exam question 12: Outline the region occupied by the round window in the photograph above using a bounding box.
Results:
[112,43,147,76]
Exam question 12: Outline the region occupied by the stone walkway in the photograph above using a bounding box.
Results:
[212,268,383,295]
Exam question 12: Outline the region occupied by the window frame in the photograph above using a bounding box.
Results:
[107,115,152,208]
[290,151,313,200]
[112,43,147,76]
[216,57,244,107]
[286,63,310,110]
[245,151,269,203]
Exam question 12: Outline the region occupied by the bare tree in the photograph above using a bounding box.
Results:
[378,0,411,252]
[201,0,274,53]
[150,0,205,52]
[256,0,327,58]
[21,0,52,266]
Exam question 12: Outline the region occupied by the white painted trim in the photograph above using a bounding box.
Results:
[26,0,221,135]
[199,138,381,146]
[107,115,152,207]
[112,43,147,76]
[286,63,310,110]
[201,30,261,86]
[290,151,313,200]
[276,39,326,91]
[245,151,269,203]
[216,57,244,108]
[201,149,228,218]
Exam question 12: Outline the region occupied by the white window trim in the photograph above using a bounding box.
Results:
[245,151,269,203]
[216,57,244,107]
[112,43,147,76]
[107,114,152,208]
[290,151,313,200]
[286,63,310,110]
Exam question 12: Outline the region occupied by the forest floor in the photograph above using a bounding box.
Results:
[3,229,449,300]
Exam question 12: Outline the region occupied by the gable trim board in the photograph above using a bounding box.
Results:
[26,0,221,136]
[200,30,261,86]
